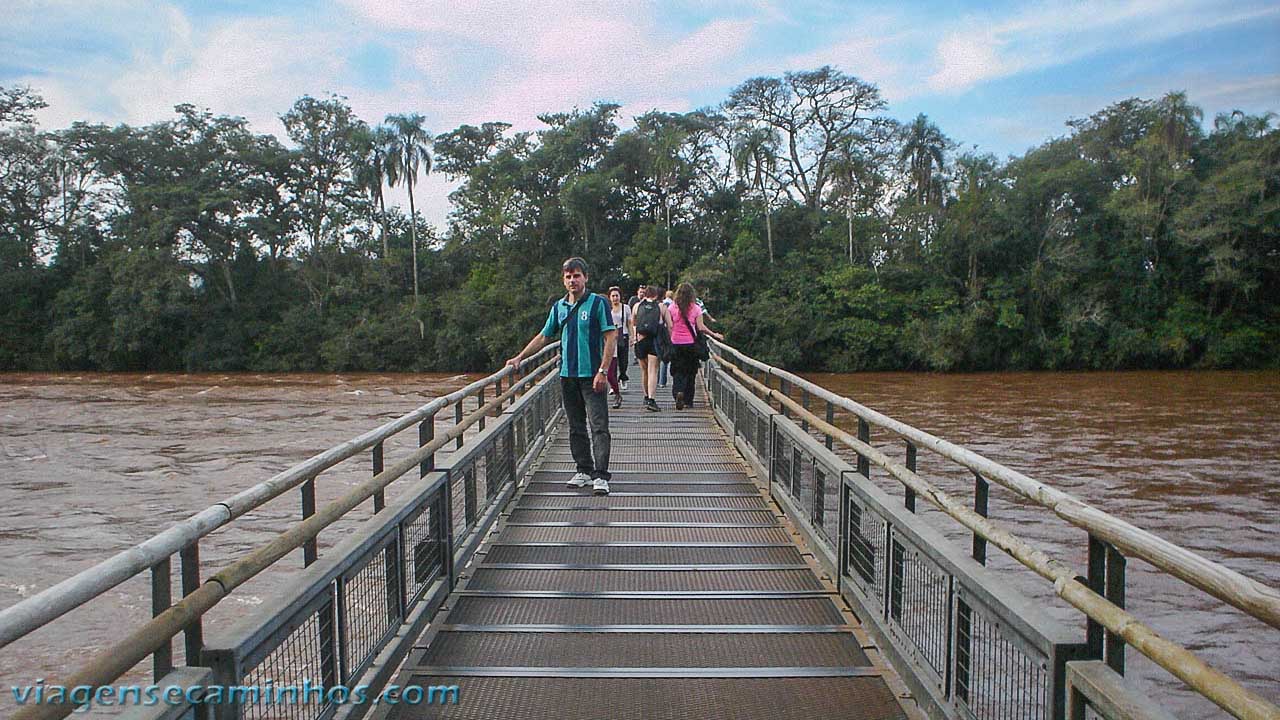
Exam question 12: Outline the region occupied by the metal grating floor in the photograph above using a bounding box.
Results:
[483,545,805,565]
[388,676,906,720]
[388,402,908,720]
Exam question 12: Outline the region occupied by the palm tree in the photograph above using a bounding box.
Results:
[384,113,432,338]
[353,124,395,259]
[829,137,867,265]
[899,114,947,205]
[732,127,779,263]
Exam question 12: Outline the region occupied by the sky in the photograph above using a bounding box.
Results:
[4,0,1279,227]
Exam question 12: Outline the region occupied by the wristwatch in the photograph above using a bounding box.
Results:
[597,368,608,375]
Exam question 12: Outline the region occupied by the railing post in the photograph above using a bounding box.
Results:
[151,556,173,680]
[972,472,988,565]
[779,378,790,418]
[1106,545,1127,674]
[302,478,317,566]
[825,401,834,451]
[857,418,870,479]
[800,389,809,433]
[372,440,385,513]
[179,543,202,666]
[1086,534,1106,660]
[904,441,917,512]
[442,476,457,590]
[455,400,464,450]
[420,414,435,476]
[478,386,486,431]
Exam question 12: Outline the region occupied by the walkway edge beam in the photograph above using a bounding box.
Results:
[713,339,1280,631]
[0,344,560,650]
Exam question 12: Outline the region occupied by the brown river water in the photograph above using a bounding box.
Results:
[1,370,1277,718]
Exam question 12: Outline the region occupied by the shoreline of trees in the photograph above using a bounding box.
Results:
[1,68,1276,373]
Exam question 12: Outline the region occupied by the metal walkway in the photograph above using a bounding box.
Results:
[386,401,909,720]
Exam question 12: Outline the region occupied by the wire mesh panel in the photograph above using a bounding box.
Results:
[813,465,827,538]
[953,591,1050,720]
[844,487,887,602]
[450,461,478,543]
[338,533,401,682]
[513,407,528,462]
[772,426,793,493]
[403,492,446,608]
[240,593,337,720]
[888,535,952,693]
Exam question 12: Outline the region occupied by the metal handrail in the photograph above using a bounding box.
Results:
[712,339,1280,631]
[0,343,559,649]
[712,352,1279,720]
[11,354,562,720]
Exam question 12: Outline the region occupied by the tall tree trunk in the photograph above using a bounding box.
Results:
[378,192,390,260]
[847,200,854,265]
[968,248,978,300]
[407,178,423,339]
[760,183,774,264]
[664,194,672,248]
[221,262,238,309]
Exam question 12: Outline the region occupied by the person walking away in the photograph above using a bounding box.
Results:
[668,282,724,410]
[506,257,616,495]
[609,286,631,391]
[626,285,644,367]
[604,287,626,408]
[659,289,674,388]
[632,285,671,412]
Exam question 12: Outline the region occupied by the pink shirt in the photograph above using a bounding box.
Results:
[668,303,702,345]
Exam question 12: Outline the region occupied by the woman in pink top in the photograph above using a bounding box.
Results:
[668,282,724,410]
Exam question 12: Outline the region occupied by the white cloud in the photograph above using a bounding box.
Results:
[925,0,1280,94]
[341,1,757,131]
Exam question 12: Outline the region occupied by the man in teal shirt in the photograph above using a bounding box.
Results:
[506,257,617,494]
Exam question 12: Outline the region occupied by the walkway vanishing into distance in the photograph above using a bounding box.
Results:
[385,402,909,720]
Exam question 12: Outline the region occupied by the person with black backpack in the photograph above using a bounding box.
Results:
[631,285,672,412]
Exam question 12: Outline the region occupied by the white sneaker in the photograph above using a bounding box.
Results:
[566,472,591,488]
[592,477,610,495]
[620,381,628,391]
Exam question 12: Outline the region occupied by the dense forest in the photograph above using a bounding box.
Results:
[1,67,1277,373]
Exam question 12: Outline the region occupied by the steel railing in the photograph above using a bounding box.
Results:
[200,365,563,720]
[705,339,1279,720]
[5,344,561,720]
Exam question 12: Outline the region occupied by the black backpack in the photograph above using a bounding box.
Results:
[634,299,662,335]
